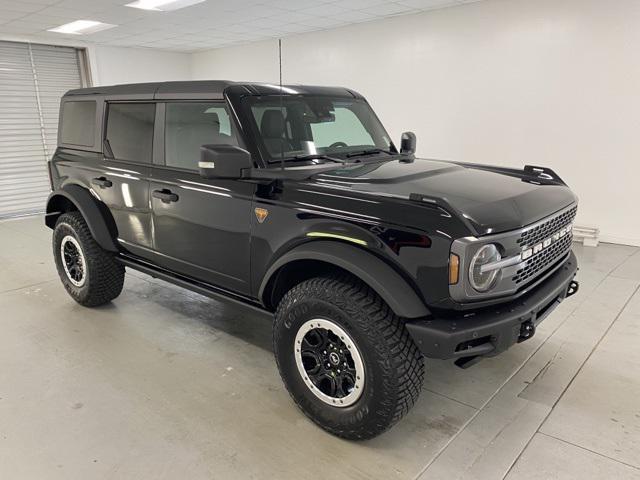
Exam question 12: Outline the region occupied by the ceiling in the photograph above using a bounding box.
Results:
[0,0,480,52]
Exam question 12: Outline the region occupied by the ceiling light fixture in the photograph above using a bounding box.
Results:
[48,20,117,35]
[125,0,206,11]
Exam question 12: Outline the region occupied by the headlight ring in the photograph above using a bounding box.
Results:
[469,244,502,292]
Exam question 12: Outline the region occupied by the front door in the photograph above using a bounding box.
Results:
[149,101,255,295]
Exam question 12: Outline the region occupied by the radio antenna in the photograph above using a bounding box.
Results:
[278,38,284,171]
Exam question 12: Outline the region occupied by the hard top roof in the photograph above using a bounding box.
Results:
[63,81,360,99]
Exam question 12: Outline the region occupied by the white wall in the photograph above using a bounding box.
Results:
[92,45,190,86]
[191,0,640,246]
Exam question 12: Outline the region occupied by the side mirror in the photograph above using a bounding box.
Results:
[400,132,417,155]
[199,144,252,179]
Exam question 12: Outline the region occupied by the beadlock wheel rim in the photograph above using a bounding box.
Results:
[60,235,86,287]
[294,318,365,407]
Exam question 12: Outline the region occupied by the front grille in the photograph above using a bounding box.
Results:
[449,203,577,302]
[513,229,573,285]
[517,206,577,248]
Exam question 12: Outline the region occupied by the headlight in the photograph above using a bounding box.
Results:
[469,244,501,292]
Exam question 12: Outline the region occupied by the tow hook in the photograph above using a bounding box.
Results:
[566,280,579,298]
[454,355,484,369]
[518,320,536,343]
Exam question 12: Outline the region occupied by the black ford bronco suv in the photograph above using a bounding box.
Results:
[46,81,579,440]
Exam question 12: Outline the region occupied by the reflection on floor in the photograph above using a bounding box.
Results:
[1,216,639,479]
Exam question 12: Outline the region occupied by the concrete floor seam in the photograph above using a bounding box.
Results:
[537,432,640,471]
[422,388,479,411]
[501,284,640,480]
[415,263,634,480]
[413,323,562,479]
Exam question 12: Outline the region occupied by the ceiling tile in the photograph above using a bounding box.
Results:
[267,0,332,10]
[263,10,316,23]
[298,2,355,17]
[92,7,150,24]
[0,20,40,33]
[242,16,287,29]
[335,10,376,22]
[218,23,256,34]
[361,2,417,16]
[5,0,59,5]
[298,16,349,29]
[276,22,319,34]
[36,6,100,19]
[0,9,29,22]
[0,0,485,52]
[397,0,459,9]
[251,27,289,37]
[11,13,63,28]
[0,1,44,13]
[54,0,111,12]
[86,29,134,41]
[333,0,388,9]
[244,4,288,18]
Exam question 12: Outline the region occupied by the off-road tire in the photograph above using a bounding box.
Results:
[274,275,425,440]
[53,211,124,307]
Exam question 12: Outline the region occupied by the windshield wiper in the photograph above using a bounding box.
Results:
[345,148,395,158]
[292,154,347,164]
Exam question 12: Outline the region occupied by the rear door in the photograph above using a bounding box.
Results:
[53,100,154,254]
[99,102,154,253]
[148,101,255,295]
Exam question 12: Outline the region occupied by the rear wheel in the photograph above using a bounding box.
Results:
[53,212,124,307]
[273,275,425,440]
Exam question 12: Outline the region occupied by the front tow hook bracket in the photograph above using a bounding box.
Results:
[566,280,579,298]
[518,320,536,343]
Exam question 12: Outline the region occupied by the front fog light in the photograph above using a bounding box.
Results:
[469,244,501,292]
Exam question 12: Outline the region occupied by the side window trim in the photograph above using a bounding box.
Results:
[153,102,166,167]
[103,101,156,165]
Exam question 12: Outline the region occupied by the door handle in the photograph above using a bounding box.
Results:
[91,177,112,188]
[152,189,179,204]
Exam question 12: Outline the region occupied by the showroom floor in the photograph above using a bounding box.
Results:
[0,216,639,480]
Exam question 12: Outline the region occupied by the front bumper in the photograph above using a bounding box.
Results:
[405,251,578,362]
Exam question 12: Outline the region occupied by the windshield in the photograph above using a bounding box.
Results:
[243,95,394,162]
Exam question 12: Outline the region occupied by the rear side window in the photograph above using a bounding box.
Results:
[105,103,155,163]
[61,101,96,146]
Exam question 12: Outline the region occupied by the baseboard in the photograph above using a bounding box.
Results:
[598,234,640,248]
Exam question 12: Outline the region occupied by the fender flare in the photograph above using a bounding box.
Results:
[45,184,119,252]
[259,241,430,319]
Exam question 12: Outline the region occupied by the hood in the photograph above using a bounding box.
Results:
[315,158,577,236]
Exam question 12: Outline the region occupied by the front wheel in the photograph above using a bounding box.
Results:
[273,275,425,440]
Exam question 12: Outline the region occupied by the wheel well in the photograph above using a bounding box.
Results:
[260,241,431,319]
[263,259,354,311]
[45,195,78,229]
[45,188,119,252]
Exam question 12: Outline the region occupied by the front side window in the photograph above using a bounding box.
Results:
[105,103,155,163]
[244,96,392,162]
[61,101,96,147]
[165,102,238,170]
